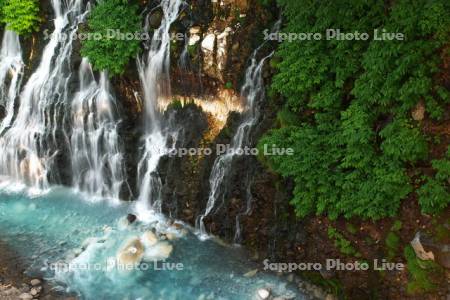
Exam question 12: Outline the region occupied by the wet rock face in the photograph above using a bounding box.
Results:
[0,105,5,121]
[158,104,209,220]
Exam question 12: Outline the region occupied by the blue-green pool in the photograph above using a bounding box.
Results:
[0,185,304,300]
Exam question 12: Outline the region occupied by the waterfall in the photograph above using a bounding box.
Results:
[0,0,86,190]
[70,58,126,200]
[0,31,23,135]
[136,0,183,217]
[197,49,275,238]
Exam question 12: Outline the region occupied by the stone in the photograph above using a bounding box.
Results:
[30,279,41,287]
[30,287,39,296]
[20,284,30,293]
[141,231,159,247]
[257,288,270,299]
[411,101,425,121]
[143,241,173,262]
[5,287,20,296]
[116,237,145,267]
[126,214,137,224]
[19,293,33,300]
[190,26,201,35]
[326,294,337,300]
[172,222,184,230]
[410,232,435,261]
[165,232,176,241]
[188,34,201,46]
[148,10,163,28]
[201,34,215,52]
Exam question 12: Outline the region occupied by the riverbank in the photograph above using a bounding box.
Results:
[0,239,76,300]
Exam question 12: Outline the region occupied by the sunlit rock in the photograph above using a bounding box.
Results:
[143,241,173,262]
[30,279,41,286]
[410,232,435,261]
[411,101,425,121]
[201,33,215,52]
[141,231,159,247]
[189,27,201,46]
[257,288,270,299]
[216,27,233,75]
[117,237,145,267]
[165,232,176,240]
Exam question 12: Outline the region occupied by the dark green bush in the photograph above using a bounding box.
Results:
[417,147,450,215]
[81,0,142,75]
[259,0,450,219]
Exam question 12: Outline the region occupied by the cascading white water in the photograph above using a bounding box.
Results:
[136,0,183,217]
[0,31,23,135]
[197,49,275,238]
[70,58,126,200]
[0,0,86,190]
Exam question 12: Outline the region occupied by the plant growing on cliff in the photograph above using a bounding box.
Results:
[1,0,41,35]
[81,0,142,75]
[404,245,443,294]
[417,147,450,215]
[259,0,450,220]
[327,227,361,257]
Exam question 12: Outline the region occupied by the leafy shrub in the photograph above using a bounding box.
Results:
[385,232,400,259]
[1,0,41,35]
[259,0,450,220]
[417,179,449,215]
[417,148,450,214]
[327,227,361,257]
[81,0,142,75]
[391,220,403,232]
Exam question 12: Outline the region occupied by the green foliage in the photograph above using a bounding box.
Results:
[81,0,142,75]
[257,0,275,8]
[379,119,428,162]
[327,227,361,257]
[276,105,300,127]
[385,232,400,259]
[167,99,183,110]
[417,178,450,215]
[1,0,40,35]
[345,223,357,235]
[391,220,403,232]
[224,81,233,89]
[418,148,450,214]
[259,0,450,220]
[404,245,443,294]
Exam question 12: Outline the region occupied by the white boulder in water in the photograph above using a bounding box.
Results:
[257,288,271,299]
[143,241,173,262]
[141,231,158,247]
[117,237,145,267]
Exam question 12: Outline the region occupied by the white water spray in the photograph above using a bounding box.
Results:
[0,0,86,190]
[70,58,126,200]
[135,0,183,218]
[0,31,23,135]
